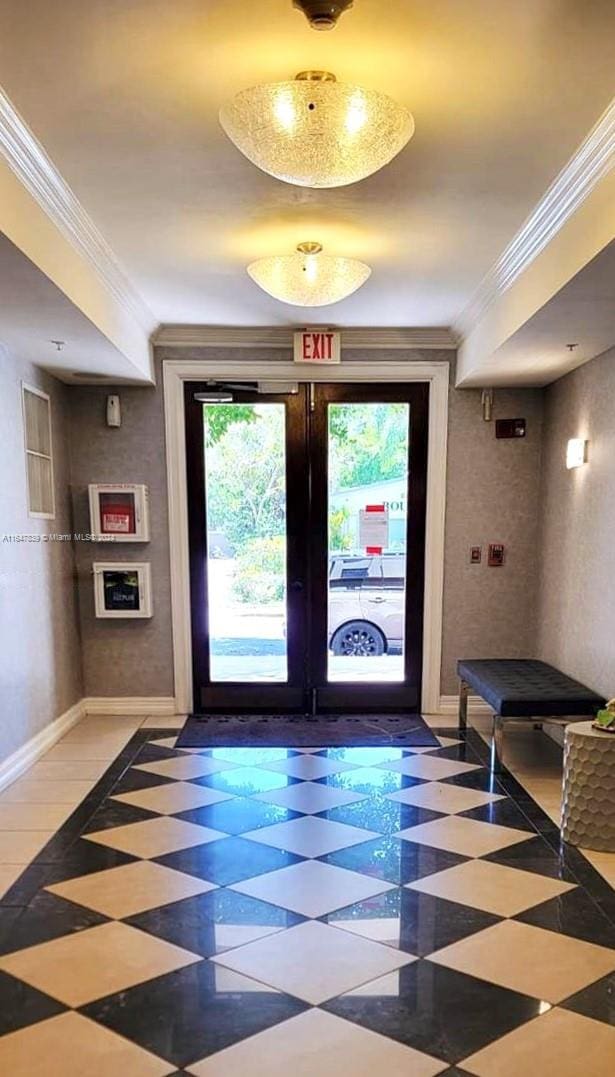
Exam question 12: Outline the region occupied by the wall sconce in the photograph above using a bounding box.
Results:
[566,438,588,469]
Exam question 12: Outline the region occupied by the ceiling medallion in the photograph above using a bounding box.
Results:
[247,241,371,306]
[220,70,414,188]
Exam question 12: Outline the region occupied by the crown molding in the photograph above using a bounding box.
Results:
[153,325,457,350]
[0,87,156,334]
[454,98,615,340]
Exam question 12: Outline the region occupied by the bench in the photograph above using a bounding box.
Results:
[457,659,605,772]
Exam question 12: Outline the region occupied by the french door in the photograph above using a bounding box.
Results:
[185,380,428,714]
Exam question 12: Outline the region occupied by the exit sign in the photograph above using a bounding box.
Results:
[294,330,341,365]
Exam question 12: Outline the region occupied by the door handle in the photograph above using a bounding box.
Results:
[290,580,304,592]
[367,595,385,603]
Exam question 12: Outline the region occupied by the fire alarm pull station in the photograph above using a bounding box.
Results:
[496,418,526,439]
[488,543,505,566]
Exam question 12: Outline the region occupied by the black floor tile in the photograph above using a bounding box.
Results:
[561,972,615,1026]
[82,798,158,833]
[425,744,483,764]
[155,836,304,886]
[110,768,176,795]
[0,969,65,1035]
[483,835,578,882]
[133,743,186,764]
[0,891,108,956]
[441,769,502,793]
[82,960,308,1068]
[126,888,303,957]
[195,767,300,797]
[319,836,466,884]
[460,799,536,832]
[36,838,137,888]
[175,797,301,834]
[324,959,542,1065]
[515,887,615,948]
[315,768,424,795]
[0,907,22,944]
[0,862,53,907]
[317,797,440,836]
[324,887,500,956]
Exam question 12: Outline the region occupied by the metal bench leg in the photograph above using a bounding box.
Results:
[491,714,504,773]
[458,679,469,732]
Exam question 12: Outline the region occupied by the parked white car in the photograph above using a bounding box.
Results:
[328,553,406,656]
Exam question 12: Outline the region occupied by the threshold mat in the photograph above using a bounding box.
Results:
[176,712,439,748]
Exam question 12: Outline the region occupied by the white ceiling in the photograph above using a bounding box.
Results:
[467,239,615,387]
[1,0,614,331]
[0,234,144,381]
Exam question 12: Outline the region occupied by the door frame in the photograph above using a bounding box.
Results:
[163,358,449,716]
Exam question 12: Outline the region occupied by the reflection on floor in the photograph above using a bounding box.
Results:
[0,719,614,1074]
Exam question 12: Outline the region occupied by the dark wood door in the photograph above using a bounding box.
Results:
[185,382,309,712]
[308,382,428,712]
[185,380,428,714]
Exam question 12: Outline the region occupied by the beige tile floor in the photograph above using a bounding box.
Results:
[0,714,143,898]
[0,710,614,900]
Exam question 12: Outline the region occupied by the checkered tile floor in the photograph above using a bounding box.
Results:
[1,731,614,1075]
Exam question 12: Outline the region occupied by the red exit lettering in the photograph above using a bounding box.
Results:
[295,330,340,364]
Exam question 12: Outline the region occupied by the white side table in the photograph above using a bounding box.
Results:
[561,721,615,851]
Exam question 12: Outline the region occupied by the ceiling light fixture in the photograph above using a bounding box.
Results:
[293,0,354,31]
[220,70,413,188]
[247,241,371,306]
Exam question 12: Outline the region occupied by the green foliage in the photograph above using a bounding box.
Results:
[204,405,286,549]
[329,403,408,490]
[204,404,256,447]
[329,506,353,552]
[232,535,286,604]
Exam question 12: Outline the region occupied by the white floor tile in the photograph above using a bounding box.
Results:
[254,781,365,815]
[211,919,415,1004]
[230,859,395,918]
[242,815,379,857]
[186,1006,444,1076]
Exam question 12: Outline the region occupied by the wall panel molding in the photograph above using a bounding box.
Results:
[154,326,457,350]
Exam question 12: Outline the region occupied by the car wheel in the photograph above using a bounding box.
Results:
[330,621,386,657]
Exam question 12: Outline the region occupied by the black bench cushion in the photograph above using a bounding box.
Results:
[457,659,605,718]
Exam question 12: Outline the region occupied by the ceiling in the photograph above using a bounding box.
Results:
[461,240,615,386]
[0,234,142,381]
[1,0,614,334]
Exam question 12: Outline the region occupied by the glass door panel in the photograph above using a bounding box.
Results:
[203,403,288,683]
[327,402,409,684]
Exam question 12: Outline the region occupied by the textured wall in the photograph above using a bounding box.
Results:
[441,387,544,693]
[0,348,83,760]
[68,381,174,698]
[537,346,615,698]
[68,352,543,703]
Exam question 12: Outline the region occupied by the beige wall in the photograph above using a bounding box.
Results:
[537,346,615,698]
[69,381,174,698]
[0,347,83,760]
[441,386,544,693]
[68,352,543,703]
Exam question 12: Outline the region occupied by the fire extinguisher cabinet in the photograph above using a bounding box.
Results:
[88,484,150,542]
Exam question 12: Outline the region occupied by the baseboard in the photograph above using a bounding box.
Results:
[438,694,494,718]
[0,699,85,794]
[82,696,178,717]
